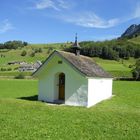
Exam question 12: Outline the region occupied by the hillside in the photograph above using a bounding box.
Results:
[0,43,136,78]
[0,43,71,77]
[128,35,140,44]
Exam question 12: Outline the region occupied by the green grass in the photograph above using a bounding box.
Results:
[129,36,140,44]
[0,43,137,77]
[0,80,140,140]
[94,57,136,77]
[0,71,32,76]
[0,43,70,77]
[0,43,67,66]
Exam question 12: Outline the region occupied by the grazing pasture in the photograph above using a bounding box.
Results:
[94,57,135,78]
[0,80,140,140]
[0,43,136,77]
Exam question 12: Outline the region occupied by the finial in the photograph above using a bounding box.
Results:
[75,33,78,43]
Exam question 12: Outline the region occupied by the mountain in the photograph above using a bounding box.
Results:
[121,24,140,38]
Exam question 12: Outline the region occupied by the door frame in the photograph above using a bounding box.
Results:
[58,73,65,100]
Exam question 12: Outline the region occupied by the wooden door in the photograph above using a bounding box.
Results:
[59,73,65,100]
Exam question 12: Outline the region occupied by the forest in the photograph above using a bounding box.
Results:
[76,39,140,60]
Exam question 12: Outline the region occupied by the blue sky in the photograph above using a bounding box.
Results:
[0,0,140,43]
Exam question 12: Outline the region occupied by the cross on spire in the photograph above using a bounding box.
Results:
[75,33,77,43]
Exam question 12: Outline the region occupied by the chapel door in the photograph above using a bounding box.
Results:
[59,73,65,100]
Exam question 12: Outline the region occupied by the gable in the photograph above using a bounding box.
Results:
[33,51,85,78]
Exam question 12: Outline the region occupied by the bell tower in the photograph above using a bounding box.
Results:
[72,33,81,55]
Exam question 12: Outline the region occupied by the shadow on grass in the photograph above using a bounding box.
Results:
[18,95,65,105]
[18,95,38,101]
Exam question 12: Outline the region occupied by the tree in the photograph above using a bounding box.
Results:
[23,42,28,46]
[135,48,140,58]
[0,43,4,49]
[132,59,140,80]
[101,46,108,59]
[0,40,28,50]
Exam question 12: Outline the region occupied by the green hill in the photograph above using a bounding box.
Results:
[0,39,139,78]
[128,35,140,44]
[0,43,71,77]
[0,43,136,78]
[94,57,135,78]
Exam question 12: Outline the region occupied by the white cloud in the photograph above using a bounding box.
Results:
[33,1,140,28]
[0,19,14,34]
[35,0,70,10]
[59,12,120,28]
[58,0,70,9]
[35,0,59,10]
[93,35,120,41]
[133,3,140,18]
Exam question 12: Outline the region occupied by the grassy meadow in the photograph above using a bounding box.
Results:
[94,57,135,77]
[0,43,69,77]
[129,36,140,44]
[0,79,140,140]
[0,43,136,78]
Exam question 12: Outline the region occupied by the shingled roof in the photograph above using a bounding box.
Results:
[57,51,112,78]
[33,50,112,78]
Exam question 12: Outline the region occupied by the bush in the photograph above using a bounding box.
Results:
[7,68,12,71]
[0,68,6,71]
[129,65,133,68]
[14,67,19,70]
[38,48,42,53]
[21,50,27,56]
[41,60,45,64]
[30,52,35,57]
[34,48,42,53]
[15,74,25,79]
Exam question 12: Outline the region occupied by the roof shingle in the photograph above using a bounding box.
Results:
[57,51,112,78]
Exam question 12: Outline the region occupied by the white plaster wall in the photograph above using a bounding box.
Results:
[38,74,55,102]
[65,73,88,106]
[87,78,113,107]
[38,54,88,106]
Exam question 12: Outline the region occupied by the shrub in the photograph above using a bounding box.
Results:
[34,48,42,53]
[14,67,19,70]
[129,65,133,68]
[30,52,35,57]
[15,74,25,79]
[41,60,45,64]
[7,68,12,71]
[0,68,6,71]
[21,50,27,56]
[38,48,42,53]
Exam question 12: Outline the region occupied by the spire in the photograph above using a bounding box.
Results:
[73,33,80,48]
[72,33,81,56]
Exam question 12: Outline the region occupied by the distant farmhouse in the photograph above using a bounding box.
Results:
[7,61,42,72]
[19,61,42,72]
[33,35,113,107]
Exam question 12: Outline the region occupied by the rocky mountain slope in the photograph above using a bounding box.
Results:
[121,24,140,38]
